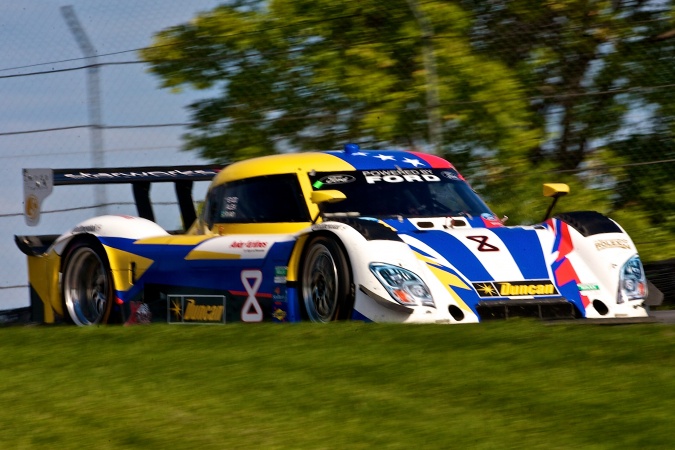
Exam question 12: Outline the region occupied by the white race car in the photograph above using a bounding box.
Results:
[16,144,656,325]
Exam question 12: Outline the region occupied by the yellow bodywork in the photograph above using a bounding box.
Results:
[104,245,157,293]
[212,152,354,184]
[413,251,474,314]
[27,252,62,322]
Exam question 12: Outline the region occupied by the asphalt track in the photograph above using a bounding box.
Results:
[650,310,675,324]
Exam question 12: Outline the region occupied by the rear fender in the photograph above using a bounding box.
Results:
[52,215,169,256]
[22,215,168,323]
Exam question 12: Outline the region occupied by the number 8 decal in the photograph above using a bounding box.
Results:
[241,269,263,322]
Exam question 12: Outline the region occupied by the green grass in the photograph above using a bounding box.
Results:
[1,320,675,449]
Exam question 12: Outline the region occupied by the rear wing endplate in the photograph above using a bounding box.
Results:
[23,165,221,228]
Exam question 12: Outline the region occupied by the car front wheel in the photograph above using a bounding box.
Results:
[300,236,353,322]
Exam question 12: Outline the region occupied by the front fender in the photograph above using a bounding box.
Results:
[550,215,649,318]
[296,220,479,324]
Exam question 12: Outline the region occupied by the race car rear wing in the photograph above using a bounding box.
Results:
[22,165,222,229]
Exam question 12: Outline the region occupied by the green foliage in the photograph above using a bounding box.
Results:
[140,0,538,163]
[2,322,675,448]
[454,0,675,256]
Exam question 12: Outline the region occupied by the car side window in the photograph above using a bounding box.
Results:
[205,174,310,224]
[203,185,223,228]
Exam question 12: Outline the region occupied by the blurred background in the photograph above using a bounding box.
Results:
[2,0,675,313]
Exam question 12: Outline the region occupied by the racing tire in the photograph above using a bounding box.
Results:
[61,236,115,326]
[554,211,621,237]
[300,236,354,322]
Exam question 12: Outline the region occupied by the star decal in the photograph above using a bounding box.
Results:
[402,157,424,167]
[170,300,183,319]
[477,283,497,296]
[374,154,396,161]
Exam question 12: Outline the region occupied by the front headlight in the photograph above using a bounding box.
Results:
[617,255,647,304]
[370,263,435,307]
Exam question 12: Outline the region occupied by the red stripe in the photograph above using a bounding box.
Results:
[556,222,574,261]
[409,151,453,169]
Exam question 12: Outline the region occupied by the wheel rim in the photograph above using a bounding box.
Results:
[302,243,338,322]
[63,247,110,325]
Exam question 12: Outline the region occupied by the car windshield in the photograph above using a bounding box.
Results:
[308,168,493,218]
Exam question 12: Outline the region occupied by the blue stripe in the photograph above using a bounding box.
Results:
[489,228,550,279]
[399,230,493,281]
[351,308,374,322]
[551,220,563,254]
[285,287,301,323]
[394,227,551,283]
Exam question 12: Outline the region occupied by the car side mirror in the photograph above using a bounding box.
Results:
[310,190,346,224]
[542,183,569,221]
[543,183,569,198]
[310,190,346,205]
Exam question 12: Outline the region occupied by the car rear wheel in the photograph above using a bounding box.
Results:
[62,237,114,326]
[300,236,353,322]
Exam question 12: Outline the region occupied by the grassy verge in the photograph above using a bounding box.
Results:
[1,320,674,449]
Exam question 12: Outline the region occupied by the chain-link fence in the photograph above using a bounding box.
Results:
[2,1,675,313]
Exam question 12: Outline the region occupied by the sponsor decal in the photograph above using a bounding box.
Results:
[272,308,287,321]
[73,224,101,233]
[63,169,217,181]
[473,280,558,298]
[480,213,504,229]
[231,240,268,250]
[319,174,356,185]
[441,170,462,181]
[272,285,286,301]
[595,239,631,251]
[363,169,440,184]
[312,223,344,231]
[466,235,499,252]
[168,295,226,324]
[274,266,288,284]
[23,168,53,226]
[25,195,39,223]
[577,283,600,291]
[124,301,152,325]
[184,300,224,321]
[221,196,239,218]
[272,286,288,322]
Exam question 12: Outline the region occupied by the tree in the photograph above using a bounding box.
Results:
[140,0,538,165]
[458,0,675,259]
